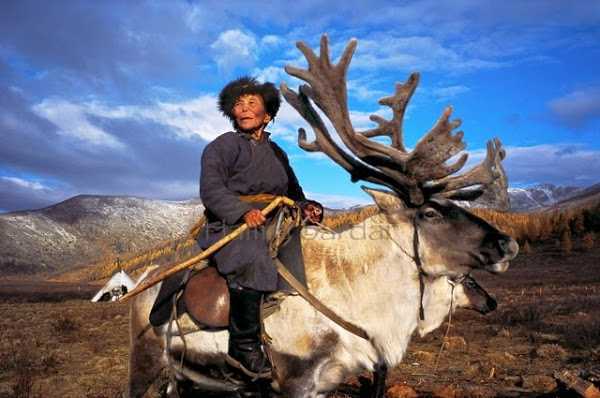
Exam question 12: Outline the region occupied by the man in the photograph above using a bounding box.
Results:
[198,76,322,375]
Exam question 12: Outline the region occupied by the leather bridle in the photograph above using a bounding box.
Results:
[387,215,469,321]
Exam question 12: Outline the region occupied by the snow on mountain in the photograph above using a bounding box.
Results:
[2,183,597,276]
[0,195,204,276]
[508,183,584,211]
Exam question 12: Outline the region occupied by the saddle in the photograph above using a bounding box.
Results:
[149,265,228,328]
[148,202,301,329]
[183,265,229,327]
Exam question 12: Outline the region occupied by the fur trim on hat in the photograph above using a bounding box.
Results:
[218,76,281,123]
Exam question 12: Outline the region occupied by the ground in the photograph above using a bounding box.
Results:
[0,243,599,397]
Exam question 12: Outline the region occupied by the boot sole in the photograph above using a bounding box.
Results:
[225,354,272,380]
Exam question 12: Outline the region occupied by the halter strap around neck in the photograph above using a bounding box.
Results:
[412,216,426,321]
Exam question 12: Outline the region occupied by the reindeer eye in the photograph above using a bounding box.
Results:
[423,209,439,219]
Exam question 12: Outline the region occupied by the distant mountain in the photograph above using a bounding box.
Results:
[549,183,600,211]
[2,183,598,276]
[508,183,592,211]
[0,195,204,276]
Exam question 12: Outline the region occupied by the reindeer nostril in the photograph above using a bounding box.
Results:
[487,297,497,311]
[498,237,518,256]
[509,239,519,255]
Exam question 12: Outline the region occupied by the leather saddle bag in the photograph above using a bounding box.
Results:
[183,266,230,328]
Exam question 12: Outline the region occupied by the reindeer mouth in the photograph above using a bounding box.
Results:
[486,261,510,274]
[468,251,511,274]
[462,275,498,314]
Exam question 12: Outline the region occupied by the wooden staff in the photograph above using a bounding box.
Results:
[120,196,295,302]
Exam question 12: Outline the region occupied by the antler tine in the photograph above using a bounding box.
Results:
[319,35,332,69]
[361,115,392,138]
[287,36,403,166]
[285,64,313,86]
[428,138,505,195]
[356,73,419,152]
[298,128,320,152]
[283,36,507,206]
[404,106,467,182]
[280,82,400,189]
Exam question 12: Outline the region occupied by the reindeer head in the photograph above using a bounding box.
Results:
[418,275,497,336]
[362,187,517,277]
[282,35,518,278]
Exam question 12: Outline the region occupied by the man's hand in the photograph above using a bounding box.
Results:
[301,201,323,224]
[243,208,266,229]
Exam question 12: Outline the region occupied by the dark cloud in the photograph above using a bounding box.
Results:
[1,0,599,213]
[0,86,64,172]
[0,85,207,212]
[83,115,205,193]
[547,87,600,129]
[0,1,209,99]
[0,177,69,212]
[468,144,600,187]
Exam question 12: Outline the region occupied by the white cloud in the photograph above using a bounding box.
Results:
[1,176,47,191]
[0,176,69,212]
[32,99,125,150]
[431,85,470,101]
[261,35,282,47]
[353,36,504,73]
[347,79,387,100]
[548,86,600,128]
[184,4,205,33]
[252,66,288,85]
[306,191,372,209]
[465,143,600,187]
[211,29,258,74]
[39,95,232,143]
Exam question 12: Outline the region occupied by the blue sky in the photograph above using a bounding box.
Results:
[1,1,599,212]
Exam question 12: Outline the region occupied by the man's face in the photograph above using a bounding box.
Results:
[232,94,271,132]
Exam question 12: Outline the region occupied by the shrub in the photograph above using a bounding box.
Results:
[521,240,532,254]
[581,232,595,250]
[12,370,34,398]
[560,230,572,254]
[51,315,80,334]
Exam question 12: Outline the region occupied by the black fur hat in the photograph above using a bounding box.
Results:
[218,76,281,123]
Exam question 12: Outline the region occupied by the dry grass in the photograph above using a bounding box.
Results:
[0,297,129,397]
[4,199,600,397]
[1,243,599,397]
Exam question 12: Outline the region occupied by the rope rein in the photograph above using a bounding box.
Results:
[434,281,455,372]
[377,217,427,320]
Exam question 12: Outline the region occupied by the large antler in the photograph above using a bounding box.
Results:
[281,35,505,206]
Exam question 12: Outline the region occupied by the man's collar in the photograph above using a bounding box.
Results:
[236,130,271,142]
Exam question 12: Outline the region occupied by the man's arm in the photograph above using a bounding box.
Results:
[269,141,323,223]
[200,142,253,225]
[269,141,306,201]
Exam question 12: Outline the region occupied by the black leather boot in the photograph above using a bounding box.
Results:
[228,286,272,375]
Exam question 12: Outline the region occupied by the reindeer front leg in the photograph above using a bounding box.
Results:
[371,363,388,398]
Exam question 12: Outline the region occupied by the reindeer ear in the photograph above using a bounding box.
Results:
[361,186,407,212]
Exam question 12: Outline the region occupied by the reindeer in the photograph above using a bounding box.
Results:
[126,36,518,398]
[128,263,497,397]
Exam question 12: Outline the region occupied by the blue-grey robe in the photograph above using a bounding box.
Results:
[197,130,307,292]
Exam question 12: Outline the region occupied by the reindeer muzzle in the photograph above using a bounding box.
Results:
[481,235,518,274]
[463,276,497,314]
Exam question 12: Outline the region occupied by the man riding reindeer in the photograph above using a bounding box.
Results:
[197,76,323,375]
[132,36,517,398]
